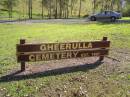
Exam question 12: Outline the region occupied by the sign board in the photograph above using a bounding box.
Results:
[17,41,110,52]
[16,37,110,71]
[17,49,109,62]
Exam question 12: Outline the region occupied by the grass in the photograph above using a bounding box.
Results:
[120,17,130,20]
[0,21,130,97]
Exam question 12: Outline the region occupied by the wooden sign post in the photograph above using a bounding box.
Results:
[99,37,108,61]
[16,37,110,71]
[20,39,26,71]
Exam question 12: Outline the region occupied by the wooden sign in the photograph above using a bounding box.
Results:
[17,41,110,52]
[16,37,110,71]
[17,49,109,62]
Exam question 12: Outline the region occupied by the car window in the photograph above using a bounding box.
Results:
[111,12,114,14]
[113,11,118,14]
[101,12,105,15]
[107,11,111,15]
[104,11,108,15]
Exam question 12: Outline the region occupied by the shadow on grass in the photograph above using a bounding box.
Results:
[97,19,130,25]
[0,60,103,82]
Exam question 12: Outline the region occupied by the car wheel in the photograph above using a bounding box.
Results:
[111,16,116,22]
[91,16,96,21]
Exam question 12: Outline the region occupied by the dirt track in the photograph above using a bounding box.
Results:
[0,18,89,24]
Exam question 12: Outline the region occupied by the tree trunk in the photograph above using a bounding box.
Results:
[78,0,82,18]
[55,0,58,19]
[42,0,44,19]
[93,0,96,14]
[117,1,121,12]
[66,0,69,18]
[28,0,32,19]
[49,0,51,19]
[8,0,13,18]
[59,0,62,18]
[111,0,114,11]
[70,0,73,16]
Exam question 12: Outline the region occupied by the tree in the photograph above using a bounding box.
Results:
[92,0,96,14]
[0,0,18,18]
[78,0,82,17]
[41,0,44,19]
[78,0,85,18]
[1,0,128,19]
[54,0,58,19]
[49,0,52,19]
[64,0,69,18]
[28,0,32,19]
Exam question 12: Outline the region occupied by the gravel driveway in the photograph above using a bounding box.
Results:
[0,18,130,24]
[0,18,89,24]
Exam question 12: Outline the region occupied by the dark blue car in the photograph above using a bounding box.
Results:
[89,11,122,22]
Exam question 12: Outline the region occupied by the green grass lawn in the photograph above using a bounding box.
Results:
[0,22,130,97]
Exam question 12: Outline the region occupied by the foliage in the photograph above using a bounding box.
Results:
[0,0,130,19]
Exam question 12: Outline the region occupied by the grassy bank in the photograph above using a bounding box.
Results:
[0,22,130,97]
